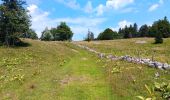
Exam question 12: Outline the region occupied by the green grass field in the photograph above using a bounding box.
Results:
[0,38,170,100]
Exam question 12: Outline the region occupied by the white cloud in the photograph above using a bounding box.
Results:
[148,0,164,12]
[112,20,133,31]
[106,0,134,10]
[27,4,106,40]
[27,4,38,14]
[96,4,105,16]
[118,20,132,28]
[55,0,80,10]
[148,4,159,12]
[94,0,135,16]
[84,1,93,13]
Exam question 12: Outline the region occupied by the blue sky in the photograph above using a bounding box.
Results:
[25,0,170,40]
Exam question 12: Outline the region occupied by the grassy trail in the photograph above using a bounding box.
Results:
[56,47,113,100]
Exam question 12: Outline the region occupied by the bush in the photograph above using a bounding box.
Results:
[155,32,163,44]
[97,28,118,40]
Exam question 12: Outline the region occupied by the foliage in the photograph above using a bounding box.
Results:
[136,84,156,100]
[0,0,31,46]
[155,32,163,44]
[154,82,170,99]
[97,28,119,40]
[41,27,54,41]
[118,23,139,38]
[19,29,38,39]
[139,24,150,37]
[150,17,170,44]
[41,22,73,41]
[84,30,94,42]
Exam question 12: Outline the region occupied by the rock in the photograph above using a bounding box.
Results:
[148,62,155,68]
[106,55,113,59]
[74,43,170,70]
[162,63,170,70]
[99,53,105,59]
[153,62,163,69]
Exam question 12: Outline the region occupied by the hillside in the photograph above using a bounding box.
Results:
[0,38,170,100]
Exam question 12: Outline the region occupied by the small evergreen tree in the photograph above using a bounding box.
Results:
[155,32,163,44]
[85,29,94,42]
[139,24,149,37]
[41,27,53,41]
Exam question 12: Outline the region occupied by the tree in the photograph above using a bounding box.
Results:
[151,18,167,44]
[0,0,31,45]
[155,32,163,44]
[139,24,149,37]
[97,28,118,40]
[19,29,38,39]
[41,27,53,41]
[133,23,138,37]
[161,17,170,38]
[123,25,132,38]
[50,28,60,41]
[56,22,73,41]
[151,17,170,38]
[84,29,94,42]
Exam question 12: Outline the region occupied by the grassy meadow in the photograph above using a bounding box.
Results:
[0,38,170,100]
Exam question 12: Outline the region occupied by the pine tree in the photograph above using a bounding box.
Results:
[85,29,94,42]
[56,22,73,41]
[155,32,163,44]
[41,27,53,41]
[0,0,31,46]
[139,24,149,37]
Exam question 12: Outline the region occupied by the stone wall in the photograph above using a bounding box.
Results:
[74,43,170,70]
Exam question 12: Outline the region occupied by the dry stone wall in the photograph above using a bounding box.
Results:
[74,43,170,70]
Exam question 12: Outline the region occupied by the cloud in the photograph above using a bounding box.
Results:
[84,1,93,13]
[148,4,159,12]
[55,0,80,10]
[27,4,106,40]
[112,20,133,31]
[148,0,164,12]
[94,0,135,16]
[106,0,134,10]
[27,4,38,14]
[96,4,105,16]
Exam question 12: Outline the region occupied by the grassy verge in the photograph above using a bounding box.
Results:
[0,39,113,100]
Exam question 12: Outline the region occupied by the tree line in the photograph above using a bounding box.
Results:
[94,17,170,44]
[40,22,73,41]
[0,0,170,46]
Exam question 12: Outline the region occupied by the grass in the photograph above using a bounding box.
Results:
[77,38,170,63]
[0,38,170,100]
[0,39,112,100]
[77,38,170,99]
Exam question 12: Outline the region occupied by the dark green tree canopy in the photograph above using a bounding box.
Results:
[150,17,170,38]
[55,22,73,41]
[43,22,74,41]
[19,29,38,39]
[97,28,118,40]
[0,0,31,45]
[139,24,149,37]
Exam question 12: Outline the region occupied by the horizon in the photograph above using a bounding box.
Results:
[2,0,170,41]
